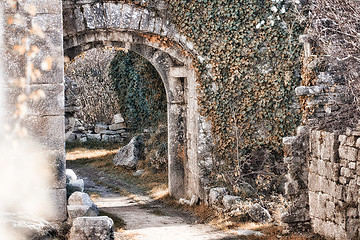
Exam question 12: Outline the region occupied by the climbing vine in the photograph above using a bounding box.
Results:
[113,0,305,193]
[110,50,167,131]
[166,0,305,190]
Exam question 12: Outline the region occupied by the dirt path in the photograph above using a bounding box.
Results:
[70,165,239,240]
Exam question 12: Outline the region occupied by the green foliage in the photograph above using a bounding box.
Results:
[109,50,167,131]
[165,0,305,187]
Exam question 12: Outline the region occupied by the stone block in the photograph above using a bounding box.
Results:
[326,201,335,220]
[319,176,329,193]
[113,136,143,169]
[161,21,169,36]
[66,169,77,183]
[154,17,162,34]
[322,220,336,239]
[166,23,176,39]
[140,9,150,31]
[209,187,227,206]
[320,131,339,161]
[68,192,99,216]
[328,180,343,200]
[349,161,356,170]
[65,133,76,142]
[340,135,356,147]
[339,146,358,161]
[282,136,298,146]
[48,189,67,221]
[296,125,309,136]
[317,160,327,177]
[63,8,77,36]
[148,14,156,32]
[340,167,350,178]
[312,217,324,236]
[309,160,318,174]
[24,115,65,150]
[121,4,133,29]
[101,130,119,135]
[169,67,188,78]
[74,6,86,32]
[67,205,98,219]
[339,176,348,184]
[310,130,321,158]
[326,162,339,182]
[112,113,125,124]
[309,191,319,218]
[95,123,108,133]
[104,3,122,28]
[247,204,271,223]
[92,3,106,29]
[69,216,114,240]
[356,137,360,148]
[222,195,241,209]
[109,123,126,130]
[87,134,101,141]
[295,86,323,96]
[67,179,84,196]
[83,4,96,29]
[130,8,142,29]
[308,173,321,192]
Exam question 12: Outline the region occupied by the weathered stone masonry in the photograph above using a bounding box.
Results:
[4,0,215,221]
[62,0,207,201]
[283,35,360,239]
[3,0,67,221]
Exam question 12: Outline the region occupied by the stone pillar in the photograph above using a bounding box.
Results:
[168,102,186,199]
[281,126,311,232]
[3,0,67,221]
[168,70,186,199]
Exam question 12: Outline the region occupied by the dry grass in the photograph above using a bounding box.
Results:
[66,141,168,195]
[66,142,322,240]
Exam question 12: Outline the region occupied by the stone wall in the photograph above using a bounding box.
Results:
[2,0,67,221]
[308,128,360,239]
[283,32,360,238]
[284,126,360,239]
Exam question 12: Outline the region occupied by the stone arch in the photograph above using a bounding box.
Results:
[62,0,202,200]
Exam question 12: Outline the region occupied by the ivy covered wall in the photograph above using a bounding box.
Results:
[111,0,305,193]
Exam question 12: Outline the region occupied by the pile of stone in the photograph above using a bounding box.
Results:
[65,169,114,240]
[66,114,129,143]
[208,187,272,223]
[66,169,84,197]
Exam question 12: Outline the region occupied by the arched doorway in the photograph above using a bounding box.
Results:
[63,1,202,200]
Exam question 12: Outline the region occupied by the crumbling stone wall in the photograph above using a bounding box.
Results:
[283,33,360,238]
[308,128,360,239]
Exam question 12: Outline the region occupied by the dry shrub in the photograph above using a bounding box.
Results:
[308,0,360,106]
[64,48,120,124]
